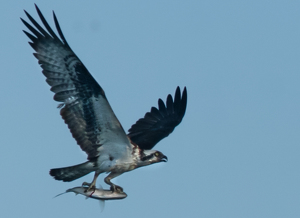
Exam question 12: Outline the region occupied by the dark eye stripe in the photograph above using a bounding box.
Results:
[141,154,154,161]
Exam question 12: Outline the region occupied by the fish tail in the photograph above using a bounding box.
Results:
[49,160,96,182]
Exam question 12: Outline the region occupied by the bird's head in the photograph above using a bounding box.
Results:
[137,150,168,167]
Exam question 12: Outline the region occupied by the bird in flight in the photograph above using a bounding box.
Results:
[21,5,187,193]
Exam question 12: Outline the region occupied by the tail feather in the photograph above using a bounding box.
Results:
[50,161,96,182]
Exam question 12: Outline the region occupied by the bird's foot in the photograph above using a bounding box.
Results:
[110,184,124,193]
[82,182,96,192]
[82,182,91,187]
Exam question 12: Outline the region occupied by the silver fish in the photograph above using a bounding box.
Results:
[55,186,127,200]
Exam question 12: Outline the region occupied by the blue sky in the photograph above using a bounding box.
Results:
[1,1,300,217]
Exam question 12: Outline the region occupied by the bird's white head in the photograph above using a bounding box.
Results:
[136,150,168,167]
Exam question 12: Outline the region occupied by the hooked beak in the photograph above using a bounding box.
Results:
[161,155,168,162]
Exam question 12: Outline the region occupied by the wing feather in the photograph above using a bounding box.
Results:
[22,5,130,159]
[128,87,187,150]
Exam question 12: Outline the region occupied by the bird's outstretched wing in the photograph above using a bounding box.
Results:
[21,5,130,160]
[128,87,187,150]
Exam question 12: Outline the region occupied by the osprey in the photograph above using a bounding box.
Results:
[21,5,187,193]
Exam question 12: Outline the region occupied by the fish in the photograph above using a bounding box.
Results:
[55,185,128,200]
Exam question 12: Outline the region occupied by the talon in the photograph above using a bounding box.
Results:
[110,185,124,193]
[82,182,90,187]
[82,182,96,192]
[116,186,123,193]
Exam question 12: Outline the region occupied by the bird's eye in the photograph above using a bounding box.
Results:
[154,152,159,157]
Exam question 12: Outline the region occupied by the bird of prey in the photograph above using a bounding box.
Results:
[21,5,187,193]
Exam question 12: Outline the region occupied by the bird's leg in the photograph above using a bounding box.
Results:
[104,172,123,193]
[82,171,100,192]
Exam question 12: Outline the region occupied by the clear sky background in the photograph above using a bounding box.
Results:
[1,0,300,217]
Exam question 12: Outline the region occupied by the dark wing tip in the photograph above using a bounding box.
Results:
[128,86,187,149]
[24,9,30,18]
[178,86,187,120]
[158,98,167,115]
[22,4,70,48]
[52,9,70,48]
[34,3,40,12]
